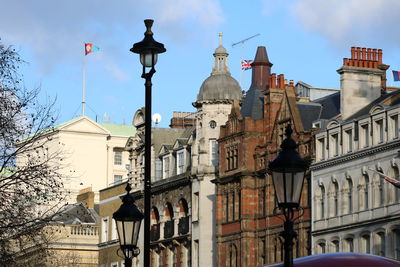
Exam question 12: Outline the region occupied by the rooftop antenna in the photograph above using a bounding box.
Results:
[232,33,260,89]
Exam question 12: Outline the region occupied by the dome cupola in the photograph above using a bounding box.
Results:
[195,33,242,105]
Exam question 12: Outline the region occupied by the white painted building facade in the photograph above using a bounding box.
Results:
[311,47,400,260]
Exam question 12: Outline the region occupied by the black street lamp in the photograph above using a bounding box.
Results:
[269,124,309,267]
[130,19,166,267]
[113,183,144,267]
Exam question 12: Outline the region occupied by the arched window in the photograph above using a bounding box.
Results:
[328,181,339,217]
[374,170,385,207]
[343,237,354,252]
[360,233,371,254]
[151,207,160,241]
[389,167,400,203]
[315,184,325,219]
[330,239,339,252]
[273,237,284,262]
[392,228,400,260]
[343,178,353,214]
[164,203,174,239]
[375,231,386,256]
[359,174,370,210]
[178,198,189,217]
[316,240,326,254]
[229,244,238,267]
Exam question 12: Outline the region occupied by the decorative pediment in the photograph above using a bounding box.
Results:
[369,104,387,115]
[58,116,109,135]
[159,144,172,155]
[326,120,340,130]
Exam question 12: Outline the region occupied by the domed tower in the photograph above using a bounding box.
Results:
[192,32,242,175]
[191,33,241,267]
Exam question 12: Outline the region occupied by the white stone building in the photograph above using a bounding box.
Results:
[310,47,400,260]
[45,116,135,200]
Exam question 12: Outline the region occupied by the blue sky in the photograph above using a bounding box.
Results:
[2,0,400,127]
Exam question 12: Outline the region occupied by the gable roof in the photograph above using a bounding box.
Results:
[53,202,99,224]
[98,122,136,136]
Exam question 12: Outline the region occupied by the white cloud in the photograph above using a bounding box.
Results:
[0,0,224,74]
[290,0,400,48]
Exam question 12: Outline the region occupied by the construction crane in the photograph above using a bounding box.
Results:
[232,34,260,89]
[232,33,260,47]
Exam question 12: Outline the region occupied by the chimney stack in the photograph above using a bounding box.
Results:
[338,47,389,119]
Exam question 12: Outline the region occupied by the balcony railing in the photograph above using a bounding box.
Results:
[150,224,160,241]
[178,217,189,235]
[164,220,174,239]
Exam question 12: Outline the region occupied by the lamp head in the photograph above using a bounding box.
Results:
[130,19,166,67]
[269,125,309,208]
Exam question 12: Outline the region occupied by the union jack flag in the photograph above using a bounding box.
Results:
[241,59,253,71]
[369,168,400,189]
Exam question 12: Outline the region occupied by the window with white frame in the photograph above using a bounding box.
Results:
[111,219,118,240]
[177,150,184,174]
[114,175,123,184]
[155,158,162,181]
[361,124,369,147]
[101,217,109,243]
[114,151,122,165]
[163,156,170,179]
[391,114,399,139]
[210,139,218,166]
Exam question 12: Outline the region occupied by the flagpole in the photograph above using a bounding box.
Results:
[82,47,87,116]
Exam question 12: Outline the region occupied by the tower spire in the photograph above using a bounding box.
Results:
[218,32,223,46]
[212,32,230,75]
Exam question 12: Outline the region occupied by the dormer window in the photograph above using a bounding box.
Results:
[317,138,325,161]
[163,156,170,179]
[330,133,339,157]
[376,119,384,143]
[361,124,369,148]
[177,150,184,175]
[345,129,353,153]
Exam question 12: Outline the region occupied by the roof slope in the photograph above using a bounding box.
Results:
[99,122,136,136]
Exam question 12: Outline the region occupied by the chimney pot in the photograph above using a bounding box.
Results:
[271,73,277,88]
[378,49,383,64]
[373,49,377,61]
[357,47,362,60]
[367,48,372,60]
[362,48,366,60]
[351,47,356,59]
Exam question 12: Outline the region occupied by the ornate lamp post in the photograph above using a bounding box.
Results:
[113,183,144,267]
[269,125,309,267]
[130,19,166,267]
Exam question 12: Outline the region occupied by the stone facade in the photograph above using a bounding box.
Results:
[214,46,313,267]
[311,47,400,260]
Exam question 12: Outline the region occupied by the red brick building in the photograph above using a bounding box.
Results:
[214,46,314,266]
